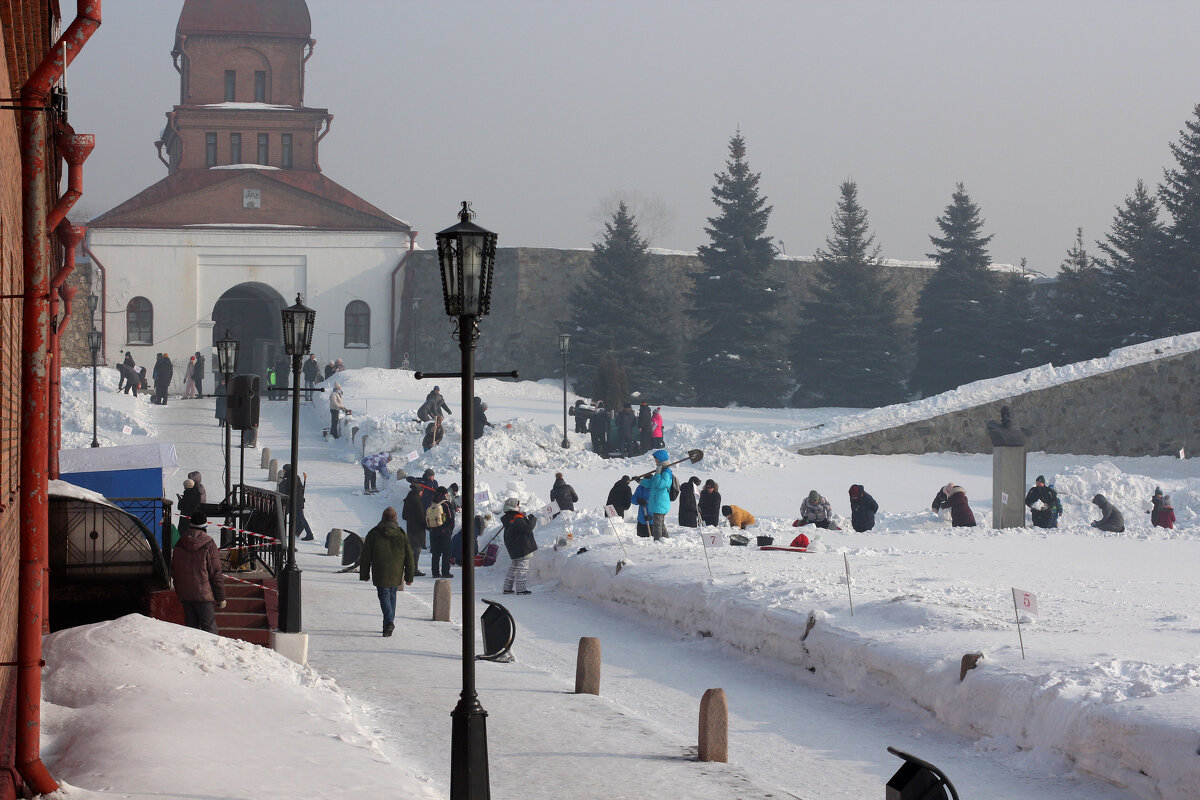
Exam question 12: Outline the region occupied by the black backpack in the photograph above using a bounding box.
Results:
[668,474,680,502]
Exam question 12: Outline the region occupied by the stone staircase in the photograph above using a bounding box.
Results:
[216,578,276,646]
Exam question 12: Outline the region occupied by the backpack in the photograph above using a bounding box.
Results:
[426,502,446,529]
[668,473,680,502]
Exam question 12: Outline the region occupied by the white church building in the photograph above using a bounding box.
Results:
[87,0,417,384]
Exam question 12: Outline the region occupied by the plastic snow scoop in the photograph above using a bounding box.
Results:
[630,448,704,481]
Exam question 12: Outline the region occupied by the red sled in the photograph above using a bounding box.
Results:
[760,545,808,553]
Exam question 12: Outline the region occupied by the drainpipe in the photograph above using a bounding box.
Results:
[390,230,417,367]
[313,113,332,172]
[18,2,101,795]
[49,223,86,477]
[47,123,94,231]
[83,241,106,364]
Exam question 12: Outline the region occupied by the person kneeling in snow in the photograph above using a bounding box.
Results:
[1151,494,1175,529]
[796,490,839,530]
[932,483,976,527]
[721,504,756,529]
[1091,494,1125,532]
[848,484,877,532]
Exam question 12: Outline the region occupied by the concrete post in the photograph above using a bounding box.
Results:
[267,458,280,483]
[574,637,601,695]
[326,528,342,557]
[698,688,728,762]
[260,447,271,469]
[432,579,452,622]
[992,445,1026,528]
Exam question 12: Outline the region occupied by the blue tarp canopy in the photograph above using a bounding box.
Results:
[59,444,180,545]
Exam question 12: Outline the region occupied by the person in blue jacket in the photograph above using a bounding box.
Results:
[640,449,676,541]
[360,451,392,495]
[631,482,652,538]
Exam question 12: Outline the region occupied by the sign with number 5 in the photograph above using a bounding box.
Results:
[1012,587,1038,617]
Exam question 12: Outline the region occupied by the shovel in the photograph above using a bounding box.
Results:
[631,448,704,481]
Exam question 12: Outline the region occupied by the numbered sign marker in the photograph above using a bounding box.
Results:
[406,450,420,462]
[604,504,618,518]
[122,425,133,435]
[701,531,723,548]
[1001,491,1009,506]
[475,489,490,505]
[1012,587,1038,617]
[541,503,555,518]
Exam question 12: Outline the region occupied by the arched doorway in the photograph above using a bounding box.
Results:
[212,282,286,382]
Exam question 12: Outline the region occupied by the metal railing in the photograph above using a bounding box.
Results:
[227,484,287,577]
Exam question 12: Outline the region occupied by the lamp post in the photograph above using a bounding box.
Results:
[87,323,101,448]
[559,333,571,448]
[436,201,497,800]
[279,295,316,634]
[215,330,240,512]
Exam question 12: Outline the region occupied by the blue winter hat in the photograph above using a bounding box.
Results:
[652,449,670,463]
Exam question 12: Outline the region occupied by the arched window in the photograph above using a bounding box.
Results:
[126,297,153,344]
[345,300,370,347]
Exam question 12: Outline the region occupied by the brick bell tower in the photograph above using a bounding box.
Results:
[159,0,330,175]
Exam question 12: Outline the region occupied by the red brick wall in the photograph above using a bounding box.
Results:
[172,105,322,171]
[0,3,74,797]
[181,35,306,106]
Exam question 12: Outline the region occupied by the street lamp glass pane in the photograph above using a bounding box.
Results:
[87,329,101,351]
[463,234,483,315]
[559,333,571,355]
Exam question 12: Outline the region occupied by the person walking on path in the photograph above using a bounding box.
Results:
[358,507,415,637]
[171,513,225,634]
[677,476,701,527]
[193,352,206,397]
[329,383,347,439]
[932,483,977,527]
[848,484,878,532]
[1024,475,1060,529]
[549,472,578,517]
[1091,494,1126,532]
[153,353,174,405]
[606,476,633,518]
[698,479,722,527]
[181,356,198,399]
[402,484,428,576]
[278,464,314,541]
[425,487,455,578]
[360,452,392,495]
[501,497,538,594]
[302,354,321,399]
[640,449,676,541]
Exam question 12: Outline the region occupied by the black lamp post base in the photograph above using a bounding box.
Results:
[560,438,569,449]
[277,564,302,633]
[450,693,490,800]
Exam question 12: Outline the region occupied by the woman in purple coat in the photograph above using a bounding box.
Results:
[932,483,976,527]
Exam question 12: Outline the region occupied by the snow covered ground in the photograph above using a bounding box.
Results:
[42,353,1200,800]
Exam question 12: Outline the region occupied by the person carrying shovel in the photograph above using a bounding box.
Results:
[640,449,678,542]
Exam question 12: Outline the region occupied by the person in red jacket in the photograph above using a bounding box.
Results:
[171,513,226,634]
[1151,494,1176,529]
[932,483,976,527]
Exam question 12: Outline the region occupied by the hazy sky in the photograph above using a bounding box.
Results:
[67,0,1200,274]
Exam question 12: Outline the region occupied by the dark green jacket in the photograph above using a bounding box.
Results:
[359,520,415,587]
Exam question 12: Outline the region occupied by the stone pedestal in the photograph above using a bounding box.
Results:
[260,447,271,468]
[574,637,601,695]
[326,528,342,557]
[992,446,1026,529]
[432,579,452,622]
[267,458,280,482]
[698,688,728,763]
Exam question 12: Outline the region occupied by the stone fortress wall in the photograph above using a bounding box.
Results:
[799,346,1200,458]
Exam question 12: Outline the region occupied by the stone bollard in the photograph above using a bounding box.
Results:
[960,652,985,681]
[698,688,728,763]
[260,447,271,469]
[574,637,601,695]
[267,459,280,482]
[326,529,342,557]
[432,579,452,622]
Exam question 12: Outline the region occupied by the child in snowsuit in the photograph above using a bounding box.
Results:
[501,498,538,594]
[1151,494,1175,529]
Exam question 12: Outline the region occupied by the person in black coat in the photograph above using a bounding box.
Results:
[193,352,206,397]
[572,399,589,433]
[117,351,135,391]
[178,479,202,519]
[402,484,427,576]
[473,397,494,440]
[848,484,878,532]
[549,472,578,517]
[1024,475,1060,528]
[500,498,538,594]
[590,404,609,457]
[118,362,140,396]
[606,476,633,518]
[677,476,701,527]
[423,416,445,451]
[277,464,314,540]
[418,387,453,421]
[153,353,173,405]
[697,479,722,526]
[637,402,653,454]
[615,404,636,457]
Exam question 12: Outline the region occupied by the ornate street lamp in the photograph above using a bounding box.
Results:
[279,295,315,634]
[87,324,101,448]
[559,333,571,448]
[436,201,497,800]
[215,330,240,513]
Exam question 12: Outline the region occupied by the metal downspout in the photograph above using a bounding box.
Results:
[49,224,86,478]
[390,230,417,367]
[17,2,101,794]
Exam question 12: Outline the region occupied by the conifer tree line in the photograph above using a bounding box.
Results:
[570,105,1200,409]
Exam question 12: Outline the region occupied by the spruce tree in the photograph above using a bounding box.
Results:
[568,201,657,398]
[1097,179,1168,343]
[1159,104,1200,335]
[1045,228,1114,364]
[910,183,1001,397]
[794,180,907,407]
[689,131,790,406]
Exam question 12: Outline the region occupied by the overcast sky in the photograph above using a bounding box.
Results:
[67,0,1200,273]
